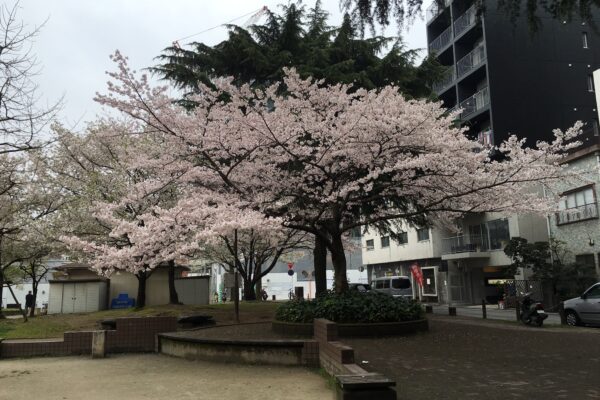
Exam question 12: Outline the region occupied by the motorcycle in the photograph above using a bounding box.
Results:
[520,292,548,327]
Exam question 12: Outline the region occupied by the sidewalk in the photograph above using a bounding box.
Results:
[430,304,562,325]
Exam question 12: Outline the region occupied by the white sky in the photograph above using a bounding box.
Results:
[17,0,428,129]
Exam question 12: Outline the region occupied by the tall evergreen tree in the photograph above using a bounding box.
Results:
[151,1,442,99]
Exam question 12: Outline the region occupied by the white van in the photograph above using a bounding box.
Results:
[372,276,413,299]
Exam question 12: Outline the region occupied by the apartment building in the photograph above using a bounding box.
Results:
[427,0,600,146]
[362,213,548,305]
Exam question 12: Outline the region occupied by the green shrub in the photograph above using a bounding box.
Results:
[275,290,423,323]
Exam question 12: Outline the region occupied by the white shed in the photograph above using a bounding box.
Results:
[48,280,108,314]
[174,276,210,305]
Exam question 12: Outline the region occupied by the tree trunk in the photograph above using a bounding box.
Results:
[243,278,257,301]
[167,260,180,304]
[254,264,263,300]
[0,270,5,319]
[136,273,147,309]
[328,232,349,293]
[30,281,38,317]
[313,234,328,296]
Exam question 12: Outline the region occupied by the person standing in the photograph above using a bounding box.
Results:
[25,291,34,316]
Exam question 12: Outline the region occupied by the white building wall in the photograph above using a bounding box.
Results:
[2,282,50,309]
[362,223,439,266]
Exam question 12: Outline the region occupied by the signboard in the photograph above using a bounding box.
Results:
[410,263,424,287]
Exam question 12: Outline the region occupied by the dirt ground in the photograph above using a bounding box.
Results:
[0,354,331,400]
[347,316,600,400]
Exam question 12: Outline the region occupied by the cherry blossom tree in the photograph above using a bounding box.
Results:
[50,123,191,308]
[94,52,581,293]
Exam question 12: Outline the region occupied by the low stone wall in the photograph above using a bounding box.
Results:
[0,316,177,359]
[271,320,314,336]
[313,319,397,400]
[158,334,319,367]
[273,318,428,338]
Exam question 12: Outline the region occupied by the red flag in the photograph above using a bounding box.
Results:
[410,263,424,287]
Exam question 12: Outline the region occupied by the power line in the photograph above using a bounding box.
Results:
[172,6,268,47]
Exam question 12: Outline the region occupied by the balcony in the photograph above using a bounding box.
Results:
[453,5,478,37]
[556,203,599,225]
[432,67,456,93]
[441,234,491,259]
[429,25,453,53]
[459,86,489,118]
[457,44,486,78]
[426,0,452,22]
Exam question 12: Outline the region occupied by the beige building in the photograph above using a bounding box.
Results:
[48,263,204,313]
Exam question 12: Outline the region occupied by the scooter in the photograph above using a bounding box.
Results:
[520,292,548,327]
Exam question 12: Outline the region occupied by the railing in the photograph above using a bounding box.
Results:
[556,203,599,225]
[432,67,456,93]
[459,86,489,118]
[429,25,453,53]
[426,0,452,22]
[457,44,486,77]
[442,234,490,254]
[453,5,478,37]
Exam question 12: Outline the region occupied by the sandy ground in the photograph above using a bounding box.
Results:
[0,354,332,400]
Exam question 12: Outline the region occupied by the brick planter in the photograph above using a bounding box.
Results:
[272,318,428,338]
[0,316,177,359]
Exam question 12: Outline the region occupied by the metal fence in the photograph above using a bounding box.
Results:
[502,279,543,308]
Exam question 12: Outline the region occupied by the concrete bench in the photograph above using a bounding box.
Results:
[335,373,396,400]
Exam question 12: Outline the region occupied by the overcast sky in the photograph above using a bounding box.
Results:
[17,0,428,129]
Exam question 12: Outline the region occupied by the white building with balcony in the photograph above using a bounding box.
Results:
[362,212,548,305]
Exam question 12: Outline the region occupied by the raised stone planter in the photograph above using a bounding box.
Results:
[272,318,428,338]
[271,320,314,336]
[158,333,319,367]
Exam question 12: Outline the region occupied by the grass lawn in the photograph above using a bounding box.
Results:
[0,301,280,340]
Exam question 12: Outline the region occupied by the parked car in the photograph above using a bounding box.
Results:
[371,276,413,299]
[348,283,371,293]
[563,282,600,326]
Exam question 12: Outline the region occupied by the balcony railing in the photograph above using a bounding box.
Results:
[457,44,486,77]
[556,203,599,225]
[426,0,452,22]
[453,5,478,37]
[442,234,490,255]
[459,86,489,118]
[432,67,456,93]
[429,25,453,53]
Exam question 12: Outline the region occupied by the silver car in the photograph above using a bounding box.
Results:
[563,282,600,326]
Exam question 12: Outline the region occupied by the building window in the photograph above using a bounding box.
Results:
[588,75,595,92]
[487,219,510,250]
[397,231,409,244]
[575,254,595,268]
[417,228,430,241]
[557,186,598,225]
[582,32,588,48]
[381,236,390,248]
[366,239,374,251]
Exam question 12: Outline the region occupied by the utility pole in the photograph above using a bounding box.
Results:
[234,229,240,323]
